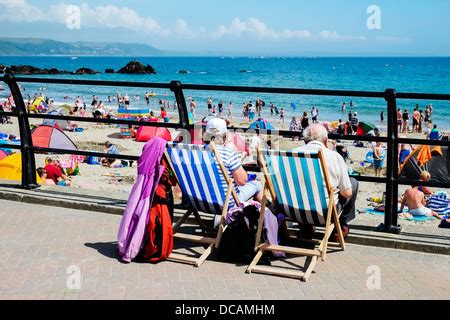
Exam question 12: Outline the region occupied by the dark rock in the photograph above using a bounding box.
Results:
[117,60,156,74]
[105,68,115,74]
[7,64,45,74]
[48,68,61,75]
[178,70,189,74]
[73,67,99,75]
[5,65,71,75]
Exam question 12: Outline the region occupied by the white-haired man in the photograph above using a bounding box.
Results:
[205,118,262,203]
[292,124,359,240]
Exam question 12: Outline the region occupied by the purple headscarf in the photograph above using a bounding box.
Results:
[117,137,167,262]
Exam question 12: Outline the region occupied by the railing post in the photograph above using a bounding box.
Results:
[377,89,401,233]
[170,80,191,143]
[4,73,39,189]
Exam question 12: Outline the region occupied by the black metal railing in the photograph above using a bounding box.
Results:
[1,72,450,234]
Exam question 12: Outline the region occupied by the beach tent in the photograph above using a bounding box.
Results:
[400,145,450,184]
[0,149,8,161]
[54,105,72,115]
[42,110,71,131]
[30,97,48,112]
[135,126,172,142]
[249,118,275,130]
[356,122,377,136]
[31,125,78,151]
[0,153,42,183]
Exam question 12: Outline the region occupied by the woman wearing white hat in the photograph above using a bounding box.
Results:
[205,118,262,203]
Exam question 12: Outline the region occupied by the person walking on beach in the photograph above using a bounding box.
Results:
[228,101,233,119]
[279,108,285,124]
[124,94,130,108]
[300,111,309,131]
[397,108,403,132]
[270,102,274,117]
[91,95,98,108]
[190,99,196,116]
[402,109,410,133]
[218,101,224,118]
[425,106,431,124]
[249,102,256,121]
[207,97,213,113]
[311,107,319,123]
[160,107,169,123]
[413,108,420,133]
[292,124,358,241]
[418,110,424,133]
[242,102,249,121]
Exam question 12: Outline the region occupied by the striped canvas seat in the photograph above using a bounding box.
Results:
[247,147,346,281]
[164,142,240,267]
[166,142,234,215]
[264,149,329,226]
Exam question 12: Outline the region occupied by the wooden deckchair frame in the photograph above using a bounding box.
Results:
[164,141,240,267]
[246,147,345,281]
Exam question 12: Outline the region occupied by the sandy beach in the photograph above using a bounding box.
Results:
[2,111,447,215]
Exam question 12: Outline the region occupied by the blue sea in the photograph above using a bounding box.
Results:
[1,56,449,129]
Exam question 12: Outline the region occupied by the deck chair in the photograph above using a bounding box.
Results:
[165,141,240,267]
[247,148,346,281]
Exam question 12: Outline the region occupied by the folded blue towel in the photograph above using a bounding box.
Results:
[365,209,434,222]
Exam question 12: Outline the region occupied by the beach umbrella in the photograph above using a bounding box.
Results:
[356,122,377,136]
[249,118,275,130]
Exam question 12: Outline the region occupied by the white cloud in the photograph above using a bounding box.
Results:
[213,17,312,40]
[0,0,46,22]
[319,30,367,41]
[174,19,197,39]
[48,2,164,35]
[0,1,398,45]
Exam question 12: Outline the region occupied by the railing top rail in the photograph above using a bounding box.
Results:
[3,75,449,100]
[396,92,450,101]
[5,76,172,89]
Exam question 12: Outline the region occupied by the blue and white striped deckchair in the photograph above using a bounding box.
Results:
[247,148,346,281]
[165,141,240,267]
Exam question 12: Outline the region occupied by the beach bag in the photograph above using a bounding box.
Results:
[141,196,174,263]
[217,205,261,264]
[428,193,450,215]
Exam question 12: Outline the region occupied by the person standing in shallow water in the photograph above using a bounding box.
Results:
[380,111,384,122]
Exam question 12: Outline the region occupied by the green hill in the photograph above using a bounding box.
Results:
[0,37,164,56]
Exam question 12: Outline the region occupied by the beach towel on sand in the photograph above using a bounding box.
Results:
[117,137,166,263]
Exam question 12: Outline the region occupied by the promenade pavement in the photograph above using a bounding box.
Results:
[0,199,448,300]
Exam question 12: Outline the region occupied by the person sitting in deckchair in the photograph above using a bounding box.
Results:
[205,118,262,203]
[292,124,358,241]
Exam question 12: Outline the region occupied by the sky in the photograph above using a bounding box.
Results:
[0,0,449,56]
